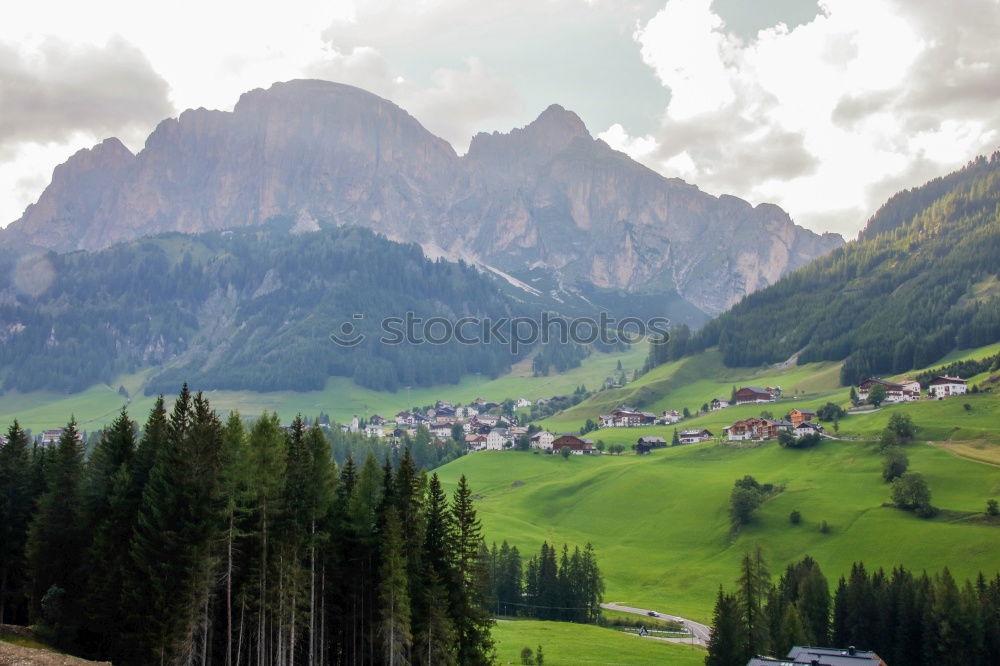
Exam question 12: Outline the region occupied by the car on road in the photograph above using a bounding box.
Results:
[646,611,657,617]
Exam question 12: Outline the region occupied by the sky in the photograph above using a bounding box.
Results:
[1,0,998,238]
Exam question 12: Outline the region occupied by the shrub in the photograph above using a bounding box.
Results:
[521,646,535,665]
[817,402,847,421]
[820,520,830,534]
[882,446,909,482]
[987,499,999,516]
[915,504,937,519]
[891,472,932,512]
[963,403,972,411]
[887,413,916,443]
[789,510,801,524]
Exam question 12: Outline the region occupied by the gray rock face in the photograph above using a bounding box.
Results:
[2,79,842,314]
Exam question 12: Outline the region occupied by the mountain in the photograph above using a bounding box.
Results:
[0,225,551,394]
[1,79,842,316]
[675,152,1000,385]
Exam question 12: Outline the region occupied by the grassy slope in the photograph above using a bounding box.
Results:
[437,439,1000,624]
[0,344,647,434]
[492,619,704,666]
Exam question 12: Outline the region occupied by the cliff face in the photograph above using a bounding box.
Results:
[2,80,842,315]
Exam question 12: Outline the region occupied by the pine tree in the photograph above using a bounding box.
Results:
[128,386,226,662]
[26,418,86,639]
[80,408,137,658]
[0,420,33,624]
[450,475,494,664]
[706,586,745,666]
[736,546,771,660]
[379,506,412,666]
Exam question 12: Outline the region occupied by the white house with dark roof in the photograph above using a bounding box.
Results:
[928,375,967,398]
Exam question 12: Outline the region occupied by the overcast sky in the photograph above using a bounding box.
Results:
[2,0,998,237]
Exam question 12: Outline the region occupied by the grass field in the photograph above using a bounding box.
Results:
[0,343,647,434]
[492,619,704,665]
[436,437,1000,624]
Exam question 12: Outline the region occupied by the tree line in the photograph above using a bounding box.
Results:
[706,548,1000,666]
[0,385,494,666]
[485,541,604,623]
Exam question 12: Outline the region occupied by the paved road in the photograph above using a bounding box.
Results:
[601,602,712,647]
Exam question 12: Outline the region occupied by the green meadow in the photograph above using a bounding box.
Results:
[436,438,1000,623]
[0,343,648,434]
[491,619,704,665]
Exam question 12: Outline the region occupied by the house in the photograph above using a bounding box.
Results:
[395,411,417,425]
[433,406,456,420]
[530,431,555,450]
[465,434,488,451]
[678,429,713,444]
[364,424,384,438]
[660,410,682,424]
[636,436,667,454]
[723,419,758,441]
[516,397,532,408]
[734,387,775,405]
[794,421,824,438]
[857,377,919,403]
[552,434,594,455]
[599,406,657,428]
[486,428,510,450]
[430,423,454,440]
[474,397,487,405]
[928,375,967,398]
[475,413,499,427]
[39,428,83,447]
[710,398,730,411]
[723,418,793,441]
[369,414,387,426]
[789,409,816,426]
[757,419,794,439]
[747,645,886,666]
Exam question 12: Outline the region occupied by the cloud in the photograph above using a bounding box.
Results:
[307,48,520,151]
[604,0,1000,237]
[0,36,173,158]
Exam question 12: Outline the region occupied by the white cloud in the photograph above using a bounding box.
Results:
[307,49,520,151]
[609,0,1000,237]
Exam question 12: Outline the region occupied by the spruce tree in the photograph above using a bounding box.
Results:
[706,586,745,666]
[80,408,137,658]
[0,420,33,624]
[128,386,226,662]
[25,418,85,638]
[379,506,412,666]
[450,475,494,664]
[736,545,771,660]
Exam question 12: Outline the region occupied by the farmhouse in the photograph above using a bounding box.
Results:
[599,406,657,428]
[364,423,384,438]
[530,431,555,450]
[857,377,919,403]
[660,409,682,424]
[369,414,387,426]
[734,386,775,404]
[516,397,532,408]
[552,434,595,454]
[928,375,968,398]
[678,429,713,444]
[789,409,816,426]
[723,418,794,441]
[429,423,454,440]
[39,427,85,447]
[465,434,487,451]
[635,435,667,454]
[710,397,730,411]
[794,421,824,438]
[748,645,885,666]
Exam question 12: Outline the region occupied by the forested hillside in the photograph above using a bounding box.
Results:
[0,225,536,395]
[678,152,1000,385]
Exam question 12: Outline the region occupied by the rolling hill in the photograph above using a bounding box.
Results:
[678,151,1000,386]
